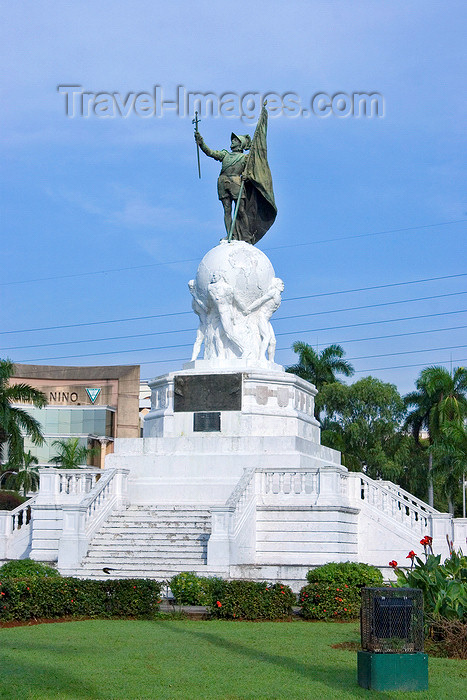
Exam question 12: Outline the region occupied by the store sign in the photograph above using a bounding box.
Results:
[86,388,101,403]
[42,385,106,405]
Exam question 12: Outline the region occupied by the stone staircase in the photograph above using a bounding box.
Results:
[73,505,224,580]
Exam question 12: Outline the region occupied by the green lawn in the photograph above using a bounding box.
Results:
[0,619,466,699]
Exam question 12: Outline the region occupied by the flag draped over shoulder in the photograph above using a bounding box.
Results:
[242,105,277,244]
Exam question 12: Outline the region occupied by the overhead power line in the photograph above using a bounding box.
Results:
[352,358,467,374]
[2,272,466,337]
[275,309,466,338]
[3,291,466,352]
[15,322,467,364]
[1,219,464,288]
[137,356,467,378]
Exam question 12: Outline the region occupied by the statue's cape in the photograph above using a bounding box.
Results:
[243,106,277,244]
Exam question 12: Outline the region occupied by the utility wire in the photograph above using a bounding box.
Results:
[1,219,464,288]
[3,291,466,352]
[15,322,467,364]
[2,272,466,336]
[275,309,466,338]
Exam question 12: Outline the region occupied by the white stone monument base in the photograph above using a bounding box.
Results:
[105,366,344,506]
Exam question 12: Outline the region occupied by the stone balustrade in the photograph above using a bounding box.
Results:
[347,472,435,535]
[208,465,463,569]
[36,468,101,502]
[0,497,36,560]
[29,468,129,567]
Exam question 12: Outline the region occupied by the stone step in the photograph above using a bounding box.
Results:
[89,541,206,552]
[105,521,211,532]
[66,565,229,579]
[129,506,211,511]
[116,524,209,528]
[80,504,212,574]
[93,523,211,535]
[119,514,210,520]
[92,534,209,547]
[84,556,206,565]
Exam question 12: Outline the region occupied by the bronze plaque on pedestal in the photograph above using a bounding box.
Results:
[193,412,221,432]
[174,374,242,412]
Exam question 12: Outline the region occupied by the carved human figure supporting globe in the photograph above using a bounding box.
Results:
[188,240,284,365]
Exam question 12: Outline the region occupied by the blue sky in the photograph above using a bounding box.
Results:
[1,1,466,395]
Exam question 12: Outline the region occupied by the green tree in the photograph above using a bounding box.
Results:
[431,423,467,515]
[3,450,40,496]
[50,438,98,469]
[286,342,354,418]
[404,366,467,507]
[317,376,407,480]
[0,359,47,465]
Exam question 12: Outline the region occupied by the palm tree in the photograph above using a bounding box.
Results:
[50,438,98,469]
[0,359,47,465]
[404,366,467,508]
[286,342,354,418]
[3,450,40,496]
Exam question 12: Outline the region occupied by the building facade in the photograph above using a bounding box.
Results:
[10,364,140,467]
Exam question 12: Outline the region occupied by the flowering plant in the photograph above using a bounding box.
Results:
[392,536,467,622]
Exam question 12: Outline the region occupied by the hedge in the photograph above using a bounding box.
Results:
[169,572,225,605]
[0,490,27,511]
[306,561,383,587]
[0,577,162,621]
[210,580,296,620]
[0,559,60,578]
[299,581,361,620]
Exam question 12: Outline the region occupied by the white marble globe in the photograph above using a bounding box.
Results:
[195,239,275,310]
[188,240,284,368]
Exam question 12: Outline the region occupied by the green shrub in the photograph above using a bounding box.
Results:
[0,577,162,621]
[169,572,204,605]
[299,581,360,620]
[169,572,225,606]
[0,559,60,578]
[210,580,296,620]
[0,490,27,511]
[306,561,383,588]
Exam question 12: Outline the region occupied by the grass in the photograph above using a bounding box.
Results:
[0,619,466,699]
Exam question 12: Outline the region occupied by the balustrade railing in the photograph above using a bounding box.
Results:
[226,468,256,533]
[0,496,37,559]
[348,472,437,534]
[57,468,130,569]
[58,470,100,496]
[81,468,125,532]
[259,468,319,498]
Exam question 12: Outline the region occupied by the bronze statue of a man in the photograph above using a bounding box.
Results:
[195,131,252,241]
[194,105,277,245]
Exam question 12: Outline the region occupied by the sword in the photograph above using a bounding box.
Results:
[192,111,201,179]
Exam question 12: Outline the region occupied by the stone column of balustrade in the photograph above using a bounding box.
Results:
[207,506,235,567]
[315,464,350,507]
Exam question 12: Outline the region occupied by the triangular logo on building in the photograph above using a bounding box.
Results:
[86,388,101,403]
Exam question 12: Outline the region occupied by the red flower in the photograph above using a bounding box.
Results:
[420,535,433,547]
[344,584,348,588]
[389,560,398,568]
[344,608,347,612]
[406,551,416,559]
[216,601,222,608]
[71,599,74,603]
